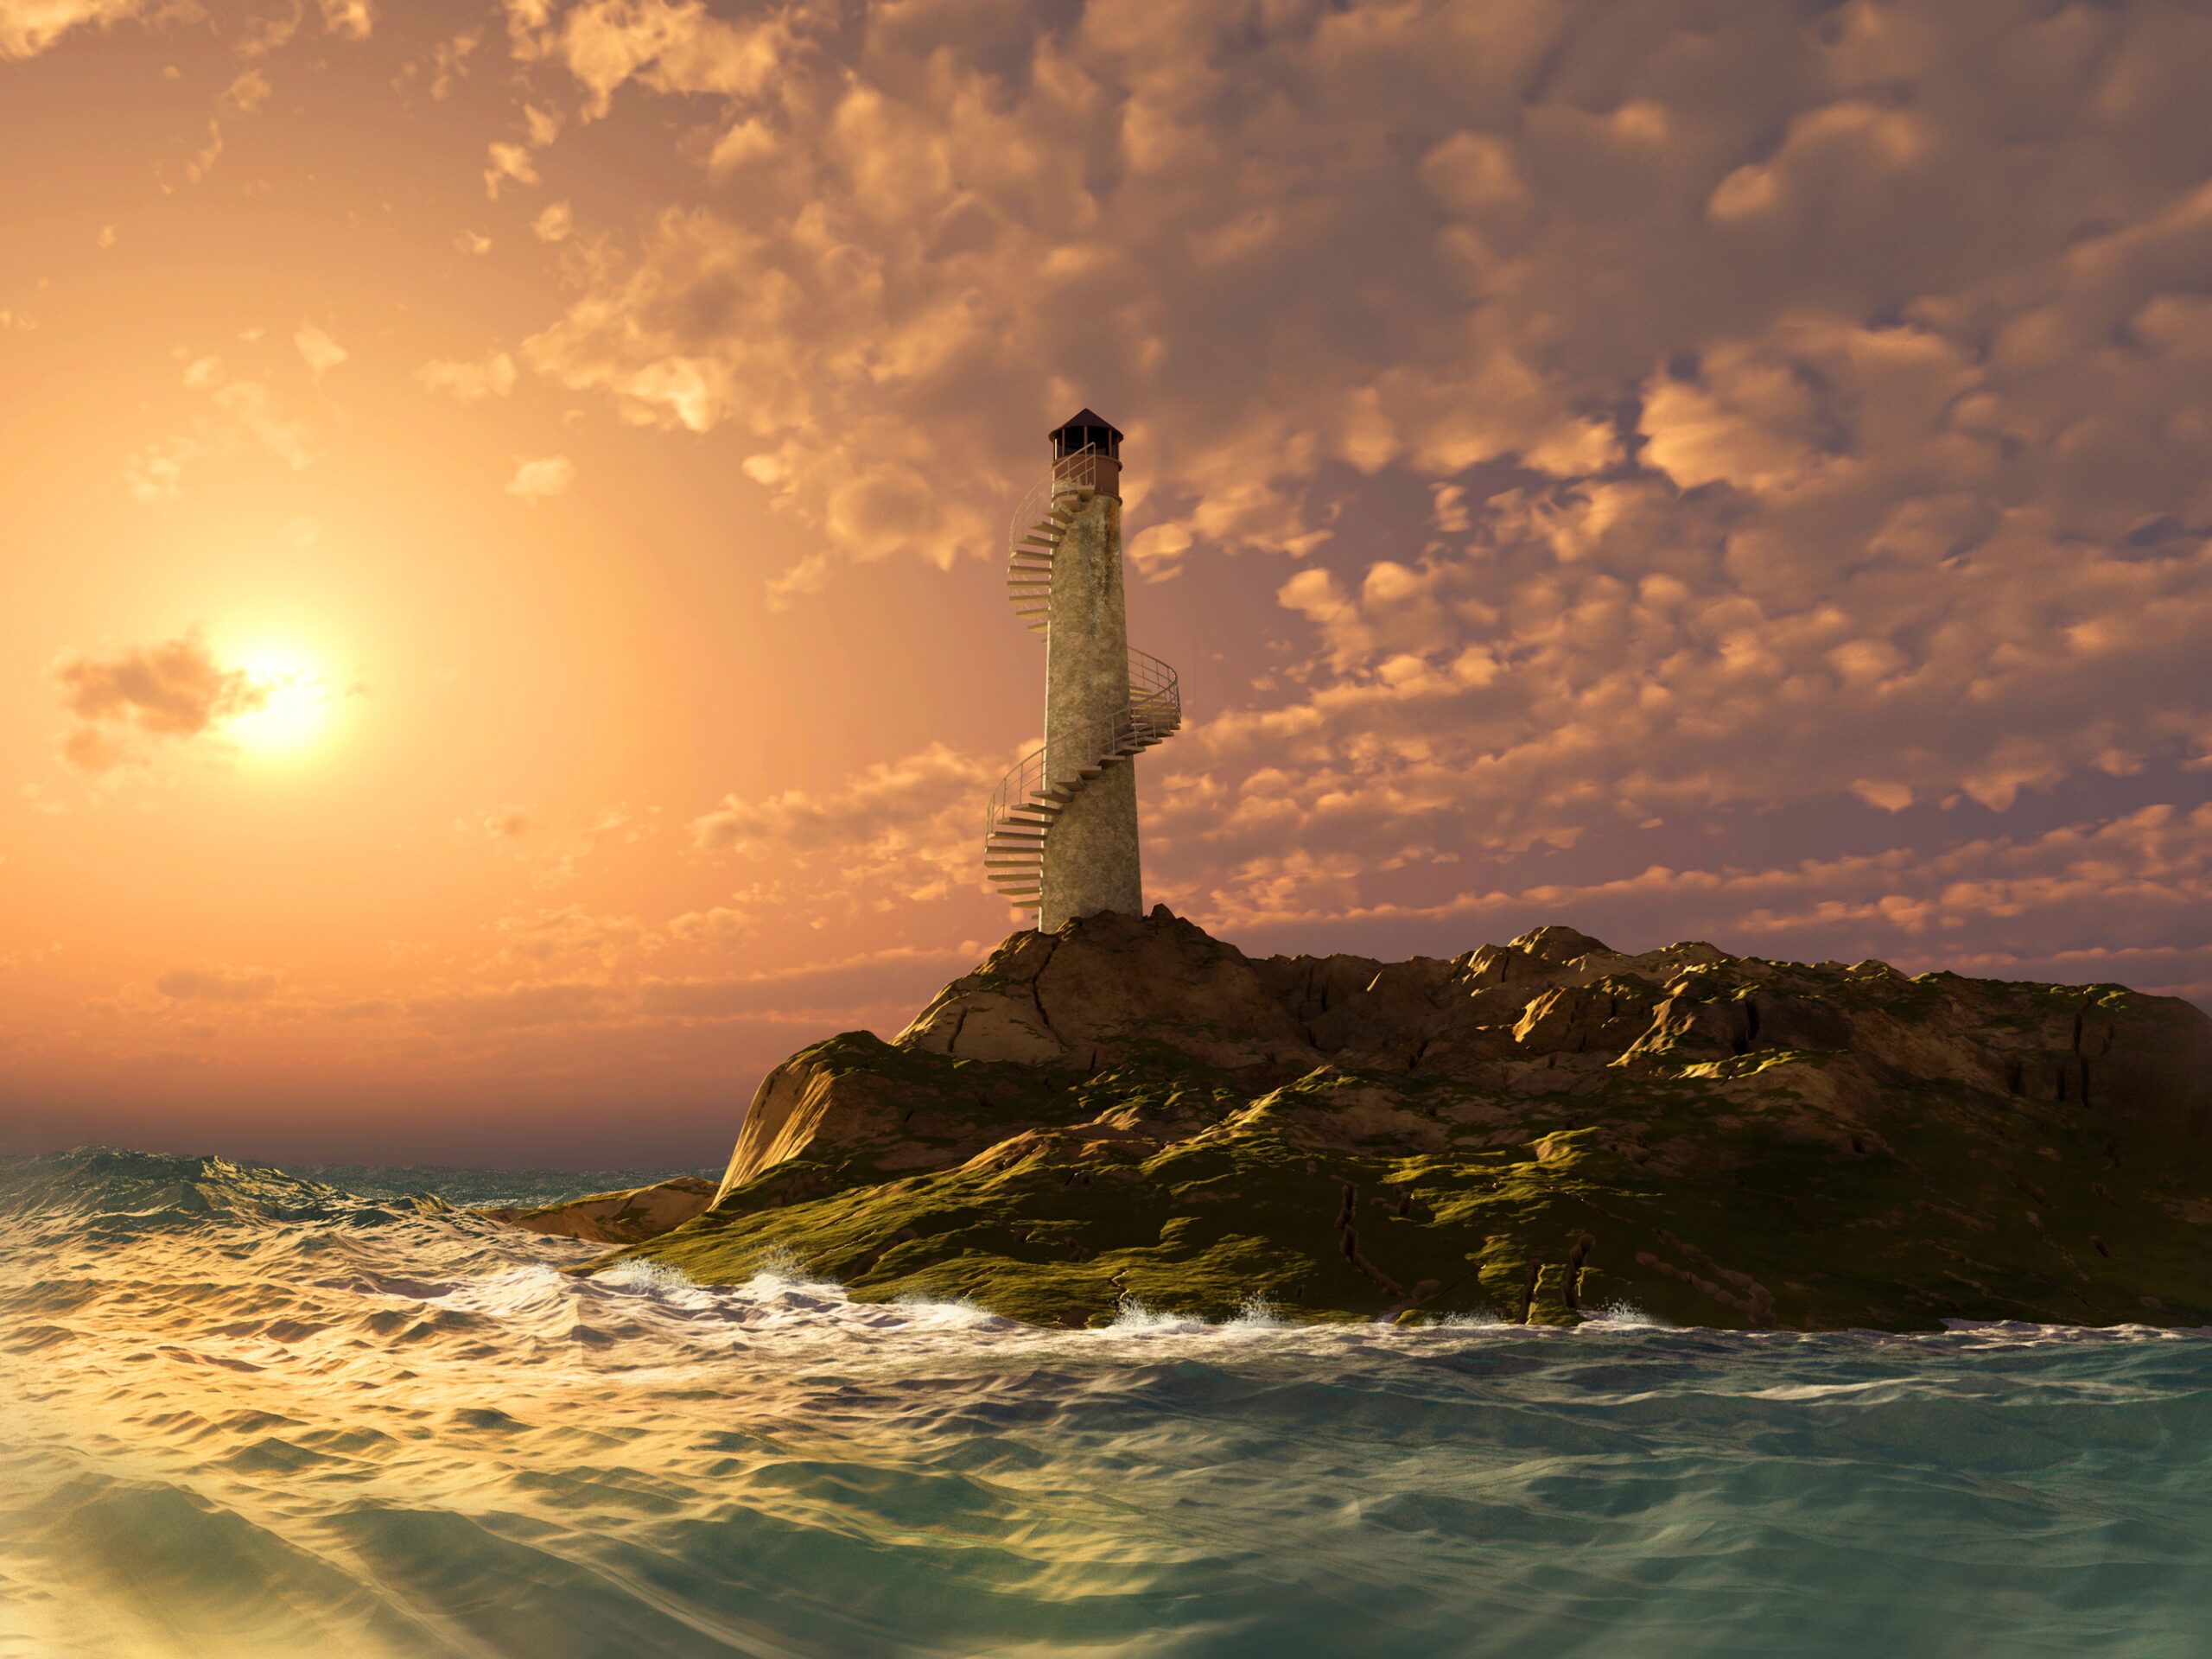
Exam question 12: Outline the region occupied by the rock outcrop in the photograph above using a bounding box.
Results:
[604,909,2212,1330]
[484,1176,716,1244]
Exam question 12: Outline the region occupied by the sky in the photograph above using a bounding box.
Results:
[3,0,2209,1168]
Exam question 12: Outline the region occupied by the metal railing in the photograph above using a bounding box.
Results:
[984,648,1181,839]
[1007,446,1111,565]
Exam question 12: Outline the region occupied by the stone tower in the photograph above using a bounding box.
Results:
[983,410,1182,930]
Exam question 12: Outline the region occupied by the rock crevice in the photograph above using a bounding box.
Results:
[588,908,2212,1332]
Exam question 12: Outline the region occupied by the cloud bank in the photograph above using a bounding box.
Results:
[51,631,266,772]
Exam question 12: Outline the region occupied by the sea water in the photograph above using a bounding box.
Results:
[1,1150,2206,1659]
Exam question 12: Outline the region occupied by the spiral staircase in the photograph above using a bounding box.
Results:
[984,449,1182,913]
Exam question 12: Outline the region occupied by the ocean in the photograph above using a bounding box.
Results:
[1,1148,2206,1658]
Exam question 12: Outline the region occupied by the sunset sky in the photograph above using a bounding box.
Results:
[3,0,2209,1167]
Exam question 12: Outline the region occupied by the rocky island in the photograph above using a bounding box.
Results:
[526,910,2212,1331]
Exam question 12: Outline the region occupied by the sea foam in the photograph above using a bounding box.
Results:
[3,1148,2207,1659]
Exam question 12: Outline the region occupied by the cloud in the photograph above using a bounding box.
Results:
[484,139,538,200]
[505,454,572,502]
[690,741,1004,905]
[510,0,1621,594]
[219,66,269,114]
[316,0,372,41]
[514,0,788,118]
[384,943,973,1039]
[461,804,535,841]
[531,200,572,242]
[666,902,753,945]
[635,944,976,1019]
[1169,801,2212,1004]
[51,630,266,772]
[154,965,282,1002]
[0,0,148,60]
[496,0,2212,885]
[418,352,518,401]
[495,904,650,964]
[461,801,653,887]
[293,321,347,378]
[125,354,315,500]
[406,978,617,1035]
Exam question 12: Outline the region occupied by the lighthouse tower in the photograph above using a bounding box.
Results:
[984,410,1182,930]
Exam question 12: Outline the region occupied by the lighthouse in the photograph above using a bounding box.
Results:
[984,410,1182,930]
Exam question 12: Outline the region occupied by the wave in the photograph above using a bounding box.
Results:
[2,1148,2209,1657]
[0,1147,465,1238]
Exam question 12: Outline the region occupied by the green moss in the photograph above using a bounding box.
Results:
[597,952,2212,1332]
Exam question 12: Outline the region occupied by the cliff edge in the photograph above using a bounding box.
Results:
[597,908,2212,1329]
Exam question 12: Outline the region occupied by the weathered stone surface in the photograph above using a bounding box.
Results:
[599,908,2212,1332]
[1040,489,1142,930]
[484,1177,716,1245]
[897,908,1317,1074]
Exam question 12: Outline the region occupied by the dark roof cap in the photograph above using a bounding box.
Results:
[1049,407,1122,440]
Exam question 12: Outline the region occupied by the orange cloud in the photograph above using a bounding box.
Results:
[51,631,266,772]
[154,965,283,1001]
[0,0,147,60]
[505,454,572,502]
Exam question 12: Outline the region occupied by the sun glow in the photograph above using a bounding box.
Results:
[225,646,336,755]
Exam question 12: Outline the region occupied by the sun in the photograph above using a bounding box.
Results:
[224,646,337,755]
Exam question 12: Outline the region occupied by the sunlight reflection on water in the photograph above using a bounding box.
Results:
[2,1151,2208,1659]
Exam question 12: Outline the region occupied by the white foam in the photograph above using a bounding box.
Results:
[887,1292,1004,1329]
[595,1258,702,1300]
[741,1246,844,1296]
[1581,1301,1666,1328]
[1106,1298,1208,1335]
[1223,1295,1284,1331]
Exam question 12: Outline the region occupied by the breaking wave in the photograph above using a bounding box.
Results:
[2,1148,2208,1657]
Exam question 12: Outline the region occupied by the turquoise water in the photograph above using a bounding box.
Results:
[1,1150,2206,1657]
